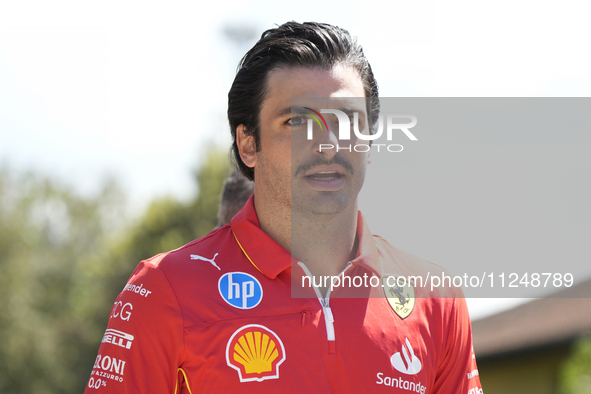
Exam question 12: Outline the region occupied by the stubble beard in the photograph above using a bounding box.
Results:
[291,155,366,218]
[256,151,292,214]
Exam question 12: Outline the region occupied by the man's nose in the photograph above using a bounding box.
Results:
[312,120,341,159]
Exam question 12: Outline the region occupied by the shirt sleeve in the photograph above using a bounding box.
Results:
[84,259,185,393]
[432,293,483,394]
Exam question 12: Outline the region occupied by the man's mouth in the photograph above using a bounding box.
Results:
[303,168,346,191]
[306,171,343,181]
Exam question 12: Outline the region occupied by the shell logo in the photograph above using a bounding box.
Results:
[226,324,286,382]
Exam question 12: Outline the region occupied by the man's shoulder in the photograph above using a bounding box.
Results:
[372,235,441,275]
[138,225,240,280]
[372,235,458,298]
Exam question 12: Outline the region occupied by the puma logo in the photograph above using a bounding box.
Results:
[190,253,221,270]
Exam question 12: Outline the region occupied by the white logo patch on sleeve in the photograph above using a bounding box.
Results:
[190,253,221,270]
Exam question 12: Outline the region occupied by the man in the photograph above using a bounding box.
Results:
[85,22,483,393]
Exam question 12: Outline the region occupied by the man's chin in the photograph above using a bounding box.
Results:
[291,193,352,217]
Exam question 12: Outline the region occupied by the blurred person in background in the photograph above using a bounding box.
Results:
[216,168,254,228]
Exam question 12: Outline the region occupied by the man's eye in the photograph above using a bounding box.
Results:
[288,116,305,126]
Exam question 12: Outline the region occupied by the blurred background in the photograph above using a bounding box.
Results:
[1,0,590,393]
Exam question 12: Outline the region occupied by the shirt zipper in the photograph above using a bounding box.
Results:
[297,261,353,352]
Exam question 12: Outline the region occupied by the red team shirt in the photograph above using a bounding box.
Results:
[85,197,483,393]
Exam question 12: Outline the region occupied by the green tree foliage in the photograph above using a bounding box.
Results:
[103,148,231,299]
[0,148,231,393]
[558,335,591,394]
[0,168,126,394]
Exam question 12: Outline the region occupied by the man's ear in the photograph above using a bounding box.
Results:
[236,124,257,168]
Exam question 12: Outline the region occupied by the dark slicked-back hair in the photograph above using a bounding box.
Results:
[228,21,380,180]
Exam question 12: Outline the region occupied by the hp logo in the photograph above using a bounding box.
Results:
[218,272,263,309]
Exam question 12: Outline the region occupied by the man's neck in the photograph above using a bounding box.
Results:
[255,196,359,282]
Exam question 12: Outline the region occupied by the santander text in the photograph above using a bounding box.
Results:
[376,372,426,393]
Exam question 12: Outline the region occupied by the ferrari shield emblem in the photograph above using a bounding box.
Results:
[383,276,415,319]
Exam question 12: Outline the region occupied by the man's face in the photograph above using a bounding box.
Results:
[249,65,370,216]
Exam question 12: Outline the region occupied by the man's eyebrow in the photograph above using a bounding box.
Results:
[275,105,367,118]
[275,106,306,118]
[340,105,367,115]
